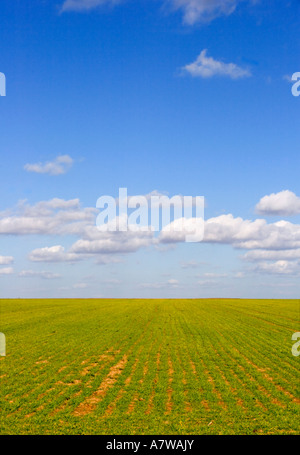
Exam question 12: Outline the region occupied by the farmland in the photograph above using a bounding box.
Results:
[0,298,299,435]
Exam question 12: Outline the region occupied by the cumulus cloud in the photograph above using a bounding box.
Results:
[0,198,155,263]
[205,215,300,251]
[253,260,300,276]
[0,267,14,275]
[24,155,74,176]
[243,248,300,262]
[14,196,298,266]
[255,190,300,216]
[160,213,300,251]
[96,255,123,265]
[242,248,300,276]
[70,221,154,255]
[19,270,62,279]
[33,198,80,212]
[0,198,95,235]
[160,217,204,243]
[182,49,251,79]
[3,192,300,278]
[28,245,80,263]
[26,224,154,264]
[0,255,14,265]
[60,0,122,12]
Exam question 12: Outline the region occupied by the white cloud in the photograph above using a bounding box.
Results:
[242,247,300,276]
[0,216,57,235]
[159,210,300,277]
[253,260,300,276]
[182,49,251,79]
[0,267,14,275]
[33,198,80,211]
[0,198,95,235]
[27,228,154,263]
[60,0,254,25]
[203,214,264,245]
[165,0,244,24]
[19,270,62,279]
[61,0,122,13]
[2,195,300,257]
[160,217,204,243]
[24,155,74,176]
[70,229,153,255]
[96,255,123,265]
[0,198,154,263]
[3,193,300,280]
[28,245,80,263]
[205,215,300,250]
[243,248,300,262]
[0,255,14,265]
[255,190,300,216]
[160,213,300,251]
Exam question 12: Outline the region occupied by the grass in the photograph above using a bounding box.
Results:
[0,298,299,435]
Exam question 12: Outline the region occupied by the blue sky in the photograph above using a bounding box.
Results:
[0,0,300,298]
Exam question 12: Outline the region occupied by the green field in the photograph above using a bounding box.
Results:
[0,299,299,435]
